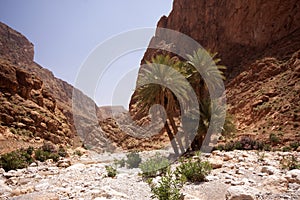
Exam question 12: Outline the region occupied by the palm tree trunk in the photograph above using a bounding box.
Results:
[168,115,185,154]
[164,121,179,156]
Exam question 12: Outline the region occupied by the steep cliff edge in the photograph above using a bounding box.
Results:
[0,22,116,153]
[140,0,300,78]
[0,22,169,154]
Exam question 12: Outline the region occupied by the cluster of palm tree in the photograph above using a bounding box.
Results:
[132,48,227,155]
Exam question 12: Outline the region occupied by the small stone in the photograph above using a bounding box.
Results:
[261,166,278,175]
[231,180,245,186]
[208,158,223,169]
[286,169,300,184]
[226,186,258,200]
[30,162,38,167]
[3,170,22,178]
[57,160,71,168]
[224,153,233,161]
[34,182,50,191]
[11,188,21,196]
[236,169,245,175]
[205,175,219,181]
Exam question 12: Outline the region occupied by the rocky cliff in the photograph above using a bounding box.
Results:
[140,0,300,78]
[0,21,120,153]
[0,22,88,153]
[129,0,300,147]
[0,22,169,154]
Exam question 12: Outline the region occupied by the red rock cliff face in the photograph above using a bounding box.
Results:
[0,22,34,65]
[0,22,104,151]
[130,0,300,112]
[141,0,300,78]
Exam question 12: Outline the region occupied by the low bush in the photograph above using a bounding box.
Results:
[175,154,212,183]
[126,151,142,168]
[73,150,82,157]
[0,147,34,171]
[105,165,117,178]
[150,167,183,200]
[290,142,299,150]
[34,149,59,162]
[35,143,66,162]
[269,133,280,144]
[214,137,270,151]
[114,158,126,168]
[280,155,300,170]
[139,153,170,178]
[58,146,68,157]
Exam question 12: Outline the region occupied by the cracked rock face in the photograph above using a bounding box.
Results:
[140,0,300,78]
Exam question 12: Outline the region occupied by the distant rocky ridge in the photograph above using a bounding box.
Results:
[0,21,96,153]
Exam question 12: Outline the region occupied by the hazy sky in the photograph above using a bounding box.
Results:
[0,0,173,108]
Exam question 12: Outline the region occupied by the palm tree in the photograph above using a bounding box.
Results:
[185,48,226,151]
[132,54,195,155]
[132,49,226,154]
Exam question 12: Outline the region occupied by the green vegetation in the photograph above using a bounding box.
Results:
[149,167,183,200]
[125,151,142,168]
[0,143,68,171]
[105,165,117,178]
[214,137,270,151]
[73,150,83,157]
[175,153,212,183]
[280,155,300,170]
[290,142,299,150]
[34,149,59,162]
[114,158,126,168]
[139,153,170,178]
[58,146,68,157]
[34,142,63,162]
[0,147,34,171]
[269,133,280,144]
[132,49,230,154]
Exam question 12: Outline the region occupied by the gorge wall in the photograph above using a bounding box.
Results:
[129,0,300,147]
[140,0,300,78]
[0,22,113,153]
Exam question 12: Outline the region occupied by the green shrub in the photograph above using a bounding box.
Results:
[26,146,34,155]
[34,144,60,162]
[73,150,82,157]
[58,146,68,157]
[269,133,280,144]
[126,151,142,168]
[280,155,300,170]
[175,154,212,183]
[114,158,126,168]
[290,142,299,150]
[0,147,34,171]
[105,165,117,178]
[41,142,56,153]
[150,167,183,200]
[35,150,59,162]
[139,153,170,178]
[214,137,270,151]
[282,146,292,152]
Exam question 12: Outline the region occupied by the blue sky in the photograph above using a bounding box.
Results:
[0,0,173,108]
